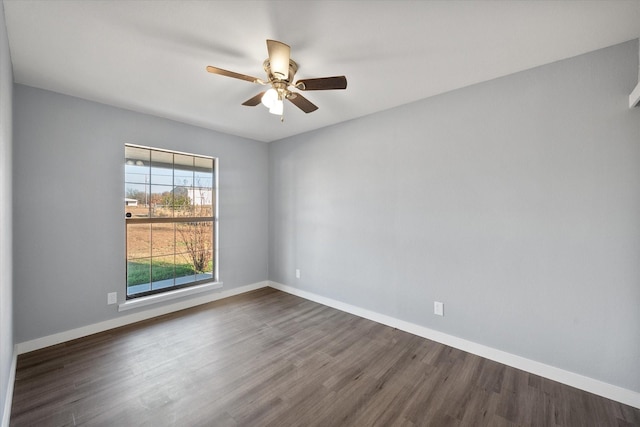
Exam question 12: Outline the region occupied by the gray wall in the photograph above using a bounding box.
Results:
[7,32,640,403]
[13,85,269,343]
[0,2,13,422]
[269,40,640,392]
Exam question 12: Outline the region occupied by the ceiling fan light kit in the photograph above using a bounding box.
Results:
[207,39,347,120]
[262,88,284,115]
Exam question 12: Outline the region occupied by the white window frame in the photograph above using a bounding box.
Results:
[123,144,220,307]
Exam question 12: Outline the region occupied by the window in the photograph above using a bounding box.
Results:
[125,144,217,299]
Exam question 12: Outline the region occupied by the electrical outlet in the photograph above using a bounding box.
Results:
[434,301,444,316]
[107,292,117,305]
[295,269,301,279]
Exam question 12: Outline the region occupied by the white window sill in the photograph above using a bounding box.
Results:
[118,281,223,312]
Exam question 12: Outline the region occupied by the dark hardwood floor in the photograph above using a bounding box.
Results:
[10,287,640,426]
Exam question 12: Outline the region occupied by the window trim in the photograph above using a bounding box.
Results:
[118,280,223,312]
[124,143,219,300]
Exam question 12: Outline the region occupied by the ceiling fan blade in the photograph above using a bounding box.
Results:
[287,92,318,113]
[266,39,291,80]
[206,66,261,84]
[296,76,347,91]
[242,92,266,106]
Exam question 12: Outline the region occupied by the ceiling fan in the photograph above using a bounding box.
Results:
[206,39,347,119]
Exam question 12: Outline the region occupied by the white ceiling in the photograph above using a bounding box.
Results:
[3,0,640,142]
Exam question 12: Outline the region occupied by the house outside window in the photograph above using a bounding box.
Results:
[124,144,218,299]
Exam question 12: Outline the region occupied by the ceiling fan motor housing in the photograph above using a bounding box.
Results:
[263,59,299,83]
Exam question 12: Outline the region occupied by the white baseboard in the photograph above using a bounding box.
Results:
[11,279,639,410]
[15,281,269,355]
[268,281,640,409]
[1,348,17,427]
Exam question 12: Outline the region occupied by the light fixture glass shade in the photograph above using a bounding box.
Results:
[269,99,283,115]
[261,88,278,108]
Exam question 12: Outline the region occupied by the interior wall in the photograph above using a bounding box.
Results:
[12,85,269,343]
[0,2,13,423]
[268,40,640,392]
[0,2,12,423]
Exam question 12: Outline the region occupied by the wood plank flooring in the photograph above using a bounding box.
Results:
[10,287,640,426]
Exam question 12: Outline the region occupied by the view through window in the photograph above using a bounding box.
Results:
[125,144,217,298]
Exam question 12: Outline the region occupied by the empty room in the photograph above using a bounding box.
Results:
[1,1,640,426]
